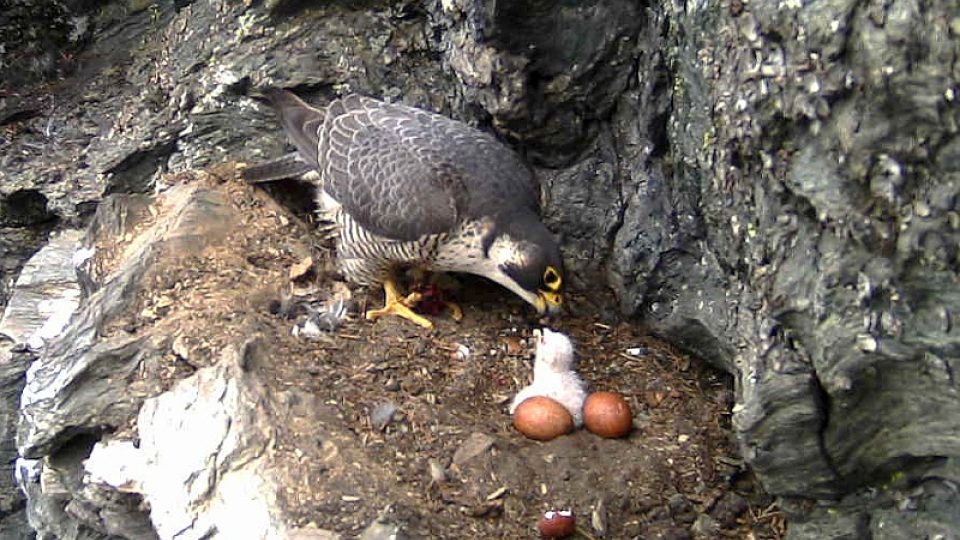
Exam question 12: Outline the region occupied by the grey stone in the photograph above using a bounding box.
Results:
[691,513,718,537]
[7,178,411,539]
[451,432,496,467]
[369,402,398,432]
[11,186,239,539]
[358,515,401,540]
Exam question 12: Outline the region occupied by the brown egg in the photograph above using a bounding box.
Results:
[513,396,574,441]
[538,509,575,538]
[583,391,633,438]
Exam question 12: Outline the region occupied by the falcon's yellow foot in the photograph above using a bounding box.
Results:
[446,300,464,321]
[366,278,434,329]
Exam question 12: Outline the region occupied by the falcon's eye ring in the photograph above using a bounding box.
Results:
[543,266,562,291]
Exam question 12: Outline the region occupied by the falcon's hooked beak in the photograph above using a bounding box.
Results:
[534,290,563,316]
[534,264,563,316]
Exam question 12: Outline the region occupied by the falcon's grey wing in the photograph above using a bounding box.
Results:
[264,89,538,242]
[320,95,540,241]
[318,95,463,241]
[385,102,539,220]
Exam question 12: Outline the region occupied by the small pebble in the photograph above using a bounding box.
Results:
[370,402,398,431]
[452,432,495,466]
[692,514,719,536]
[427,458,446,483]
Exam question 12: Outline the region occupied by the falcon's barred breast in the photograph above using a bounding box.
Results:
[257,88,564,327]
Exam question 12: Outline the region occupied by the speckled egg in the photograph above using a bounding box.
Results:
[583,391,633,438]
[513,396,574,441]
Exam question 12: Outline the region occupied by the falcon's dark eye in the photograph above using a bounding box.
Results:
[543,266,562,291]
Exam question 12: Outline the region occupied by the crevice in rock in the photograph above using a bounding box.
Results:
[47,432,101,470]
[267,0,378,17]
[808,371,843,483]
[224,75,252,98]
[173,0,197,11]
[858,512,872,539]
[278,82,340,107]
[0,190,58,228]
[258,177,318,220]
[0,106,41,127]
[103,139,178,196]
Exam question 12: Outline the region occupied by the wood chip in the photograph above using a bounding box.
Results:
[502,336,524,356]
[485,486,508,501]
[289,256,313,280]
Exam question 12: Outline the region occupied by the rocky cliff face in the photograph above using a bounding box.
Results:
[1,0,957,538]
[660,2,960,536]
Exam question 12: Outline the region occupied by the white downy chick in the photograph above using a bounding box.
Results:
[509,328,588,426]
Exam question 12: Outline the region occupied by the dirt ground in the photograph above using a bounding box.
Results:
[113,166,785,539]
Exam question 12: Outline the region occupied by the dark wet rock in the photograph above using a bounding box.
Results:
[709,491,748,529]
[0,0,93,89]
[0,345,34,540]
[652,1,960,536]
[0,190,57,228]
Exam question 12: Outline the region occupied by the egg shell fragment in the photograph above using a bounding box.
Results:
[538,509,575,538]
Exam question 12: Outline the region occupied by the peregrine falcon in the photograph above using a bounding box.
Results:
[248,88,563,328]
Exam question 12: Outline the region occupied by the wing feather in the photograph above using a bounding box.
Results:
[265,89,538,242]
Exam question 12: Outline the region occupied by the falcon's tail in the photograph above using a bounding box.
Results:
[241,152,315,183]
[258,87,325,166]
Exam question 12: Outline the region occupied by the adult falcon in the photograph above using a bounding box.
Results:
[247,88,563,328]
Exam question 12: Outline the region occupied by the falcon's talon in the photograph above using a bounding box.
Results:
[401,291,424,306]
[365,302,434,329]
[365,277,434,328]
[446,301,464,321]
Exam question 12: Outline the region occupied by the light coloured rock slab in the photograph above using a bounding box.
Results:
[85,343,342,540]
[0,229,85,349]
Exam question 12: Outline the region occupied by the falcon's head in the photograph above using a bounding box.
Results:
[484,215,564,316]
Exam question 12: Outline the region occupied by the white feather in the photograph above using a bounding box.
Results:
[509,329,587,426]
